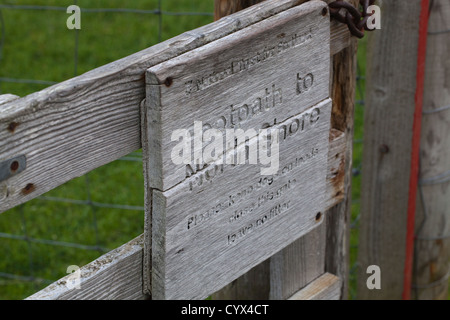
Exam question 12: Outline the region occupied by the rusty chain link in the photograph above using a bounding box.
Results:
[329,0,376,38]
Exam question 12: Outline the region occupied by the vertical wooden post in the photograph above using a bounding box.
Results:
[357,0,428,300]
[325,34,357,300]
[413,0,450,300]
[213,0,357,300]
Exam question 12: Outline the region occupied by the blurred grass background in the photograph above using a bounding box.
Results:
[0,0,365,300]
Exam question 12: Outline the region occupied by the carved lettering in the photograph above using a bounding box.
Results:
[185,30,313,95]
[297,73,314,95]
[227,201,291,246]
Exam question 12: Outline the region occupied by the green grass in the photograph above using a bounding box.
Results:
[0,0,214,300]
[0,0,369,301]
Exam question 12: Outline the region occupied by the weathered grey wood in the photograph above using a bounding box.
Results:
[412,0,450,300]
[269,221,326,299]
[268,0,357,301]
[268,46,356,301]
[0,94,19,106]
[213,4,356,299]
[357,0,425,300]
[149,99,332,300]
[213,128,346,300]
[0,0,316,215]
[266,128,346,300]
[4,0,355,301]
[215,0,353,57]
[25,128,346,301]
[288,273,341,300]
[145,1,330,191]
[27,235,148,300]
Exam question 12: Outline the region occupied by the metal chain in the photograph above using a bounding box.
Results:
[329,0,376,39]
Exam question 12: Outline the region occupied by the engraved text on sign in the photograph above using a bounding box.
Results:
[143,1,331,300]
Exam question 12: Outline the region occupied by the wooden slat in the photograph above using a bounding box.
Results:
[325,35,357,300]
[268,0,358,300]
[150,99,332,300]
[12,0,354,300]
[27,235,148,300]
[213,128,346,299]
[288,273,341,300]
[357,0,425,300]
[268,129,345,300]
[212,0,354,301]
[269,222,327,299]
[144,2,330,191]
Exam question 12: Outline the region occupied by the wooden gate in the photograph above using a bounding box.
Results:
[0,0,357,300]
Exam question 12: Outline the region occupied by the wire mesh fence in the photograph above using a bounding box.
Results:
[0,1,365,300]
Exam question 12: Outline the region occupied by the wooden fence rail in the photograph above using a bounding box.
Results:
[0,0,358,300]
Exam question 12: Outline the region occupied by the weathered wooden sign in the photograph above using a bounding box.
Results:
[142,1,331,300]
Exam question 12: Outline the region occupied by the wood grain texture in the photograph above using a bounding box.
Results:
[27,128,346,300]
[357,0,424,300]
[145,1,330,191]
[214,128,346,300]
[214,0,352,57]
[412,0,450,300]
[0,94,19,106]
[269,0,357,301]
[268,129,345,300]
[288,273,341,300]
[212,259,271,300]
[27,235,148,300]
[213,0,356,301]
[0,0,313,215]
[269,221,327,299]
[325,38,357,300]
[149,100,332,300]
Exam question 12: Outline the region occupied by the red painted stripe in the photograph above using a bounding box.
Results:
[402,0,430,300]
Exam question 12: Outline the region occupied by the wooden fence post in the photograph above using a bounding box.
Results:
[357,0,429,300]
[325,28,357,300]
[413,0,450,300]
[213,0,357,300]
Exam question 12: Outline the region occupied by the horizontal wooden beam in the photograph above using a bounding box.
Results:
[26,235,148,300]
[0,0,352,214]
[288,273,341,300]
